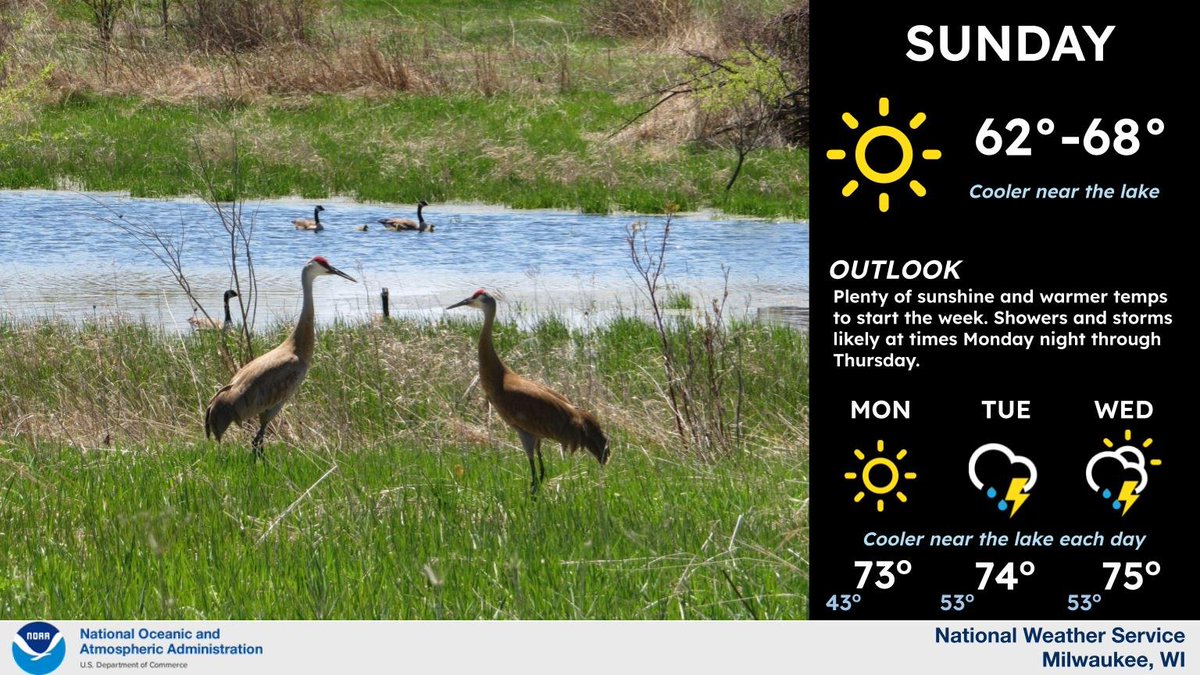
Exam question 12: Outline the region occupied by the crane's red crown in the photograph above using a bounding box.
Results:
[311,256,331,268]
[473,289,487,298]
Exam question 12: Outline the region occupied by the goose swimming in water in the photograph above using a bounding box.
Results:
[293,205,326,231]
[379,200,434,232]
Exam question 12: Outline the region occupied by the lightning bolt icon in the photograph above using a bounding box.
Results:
[1005,477,1029,517]
[1117,480,1140,516]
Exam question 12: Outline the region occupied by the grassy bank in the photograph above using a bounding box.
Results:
[2,94,807,216]
[0,316,808,619]
[0,0,807,217]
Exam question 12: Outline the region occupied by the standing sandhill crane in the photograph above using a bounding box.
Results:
[205,257,356,458]
[379,200,434,232]
[189,289,239,331]
[294,205,326,231]
[448,289,609,492]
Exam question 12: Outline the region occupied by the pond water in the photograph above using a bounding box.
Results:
[0,191,808,331]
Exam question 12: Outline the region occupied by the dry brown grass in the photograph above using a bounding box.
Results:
[5,0,806,107]
[177,0,324,53]
[582,0,692,39]
[45,38,427,104]
[0,321,606,454]
[607,92,701,147]
[0,315,803,465]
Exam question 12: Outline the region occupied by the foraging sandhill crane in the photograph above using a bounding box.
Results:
[379,200,434,232]
[205,257,356,457]
[448,289,609,491]
[293,205,326,231]
[188,289,239,331]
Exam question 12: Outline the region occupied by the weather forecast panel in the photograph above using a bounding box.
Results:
[809,4,1190,619]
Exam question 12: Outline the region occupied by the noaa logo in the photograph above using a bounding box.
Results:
[12,622,66,675]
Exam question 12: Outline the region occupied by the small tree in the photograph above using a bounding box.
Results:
[79,0,131,44]
[692,47,795,191]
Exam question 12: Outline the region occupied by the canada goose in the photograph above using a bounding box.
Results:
[189,290,239,331]
[293,205,326,231]
[355,224,369,232]
[379,200,434,232]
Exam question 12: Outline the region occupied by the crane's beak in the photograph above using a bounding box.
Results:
[446,297,471,309]
[329,265,357,282]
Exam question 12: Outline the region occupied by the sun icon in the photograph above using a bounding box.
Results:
[826,97,942,213]
[845,439,917,512]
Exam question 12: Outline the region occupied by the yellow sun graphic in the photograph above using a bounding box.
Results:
[844,439,917,512]
[827,97,941,213]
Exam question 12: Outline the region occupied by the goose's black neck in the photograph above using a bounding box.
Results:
[313,207,321,224]
[417,202,424,224]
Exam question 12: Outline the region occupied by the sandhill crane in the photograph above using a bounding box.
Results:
[189,289,239,331]
[204,257,356,458]
[294,205,326,231]
[379,200,434,232]
[448,289,609,492]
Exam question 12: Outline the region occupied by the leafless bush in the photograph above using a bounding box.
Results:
[582,0,692,39]
[715,1,769,50]
[178,0,323,53]
[761,2,808,79]
[100,131,260,371]
[628,218,744,461]
[188,131,259,364]
[79,0,130,44]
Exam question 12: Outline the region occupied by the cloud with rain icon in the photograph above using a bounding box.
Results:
[969,443,1037,517]
[1087,430,1162,516]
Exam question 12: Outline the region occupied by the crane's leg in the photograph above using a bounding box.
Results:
[517,430,539,493]
[253,404,284,461]
[535,441,546,482]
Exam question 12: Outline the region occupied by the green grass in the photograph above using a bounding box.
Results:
[0,94,807,216]
[665,291,693,310]
[1,0,808,217]
[0,316,808,619]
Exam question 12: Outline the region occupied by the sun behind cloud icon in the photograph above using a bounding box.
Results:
[826,97,942,213]
[1086,429,1162,516]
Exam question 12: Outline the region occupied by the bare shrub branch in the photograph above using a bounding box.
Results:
[627,219,745,460]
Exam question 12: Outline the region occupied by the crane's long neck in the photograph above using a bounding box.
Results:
[417,203,424,225]
[290,269,317,363]
[478,303,506,393]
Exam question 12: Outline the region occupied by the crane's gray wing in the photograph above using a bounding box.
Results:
[497,373,598,448]
[205,351,308,441]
